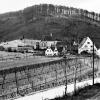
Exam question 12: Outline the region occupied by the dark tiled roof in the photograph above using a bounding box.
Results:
[42,35,53,41]
[78,37,88,49]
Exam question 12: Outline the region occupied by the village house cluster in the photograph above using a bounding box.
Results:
[0,36,100,57]
[0,38,61,56]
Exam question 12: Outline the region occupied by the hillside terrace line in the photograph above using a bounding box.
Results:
[0,56,62,72]
[0,56,93,76]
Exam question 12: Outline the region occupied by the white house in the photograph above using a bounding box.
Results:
[45,47,58,56]
[78,37,97,54]
[45,47,54,56]
[96,49,100,57]
[53,47,59,56]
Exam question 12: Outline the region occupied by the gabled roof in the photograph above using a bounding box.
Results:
[78,37,98,54]
[78,37,88,49]
[46,47,58,52]
[45,47,53,52]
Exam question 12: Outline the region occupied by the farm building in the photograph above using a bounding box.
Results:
[0,39,36,53]
[0,40,26,48]
[21,39,41,49]
[39,41,58,49]
[40,33,59,49]
[78,37,97,54]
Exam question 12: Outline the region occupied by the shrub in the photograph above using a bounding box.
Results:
[7,47,12,52]
[0,46,4,51]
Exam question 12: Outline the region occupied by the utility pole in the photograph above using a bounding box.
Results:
[93,41,95,85]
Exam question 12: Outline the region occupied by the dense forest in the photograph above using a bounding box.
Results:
[0,4,100,46]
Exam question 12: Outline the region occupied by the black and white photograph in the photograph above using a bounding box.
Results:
[0,0,100,100]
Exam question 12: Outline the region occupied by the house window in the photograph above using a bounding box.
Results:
[90,49,93,51]
[91,45,93,48]
[47,50,49,52]
[84,45,88,48]
[86,50,89,52]
[90,49,96,52]
[87,42,90,44]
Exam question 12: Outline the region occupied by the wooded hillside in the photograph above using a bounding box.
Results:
[0,4,100,46]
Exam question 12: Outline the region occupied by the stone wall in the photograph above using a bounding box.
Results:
[0,57,98,99]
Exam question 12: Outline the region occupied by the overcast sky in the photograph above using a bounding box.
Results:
[0,0,100,14]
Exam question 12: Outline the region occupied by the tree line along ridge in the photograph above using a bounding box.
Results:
[0,4,100,23]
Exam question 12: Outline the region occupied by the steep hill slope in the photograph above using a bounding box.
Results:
[0,4,100,46]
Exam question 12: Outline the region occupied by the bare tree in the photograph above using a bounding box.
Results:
[74,56,78,95]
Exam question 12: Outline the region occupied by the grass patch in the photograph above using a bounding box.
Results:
[51,83,100,100]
